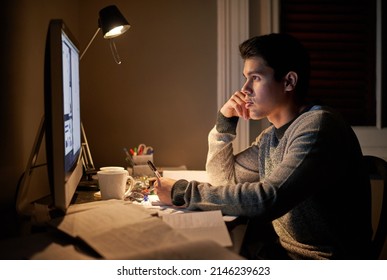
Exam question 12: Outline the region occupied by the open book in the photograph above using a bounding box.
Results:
[46,199,238,260]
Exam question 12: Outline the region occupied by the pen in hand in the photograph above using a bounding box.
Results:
[147,160,161,179]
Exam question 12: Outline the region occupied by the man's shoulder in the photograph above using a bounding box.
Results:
[298,105,345,125]
[290,105,352,140]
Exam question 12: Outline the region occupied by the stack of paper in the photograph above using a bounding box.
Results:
[162,210,232,247]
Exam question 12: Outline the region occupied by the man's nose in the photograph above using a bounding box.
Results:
[241,86,253,97]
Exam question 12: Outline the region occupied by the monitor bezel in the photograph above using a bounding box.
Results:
[44,19,83,213]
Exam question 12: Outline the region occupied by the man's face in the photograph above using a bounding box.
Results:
[241,57,287,122]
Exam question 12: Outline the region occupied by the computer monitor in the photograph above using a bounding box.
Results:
[44,19,83,213]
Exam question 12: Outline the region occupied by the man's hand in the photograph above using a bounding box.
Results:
[220,91,250,120]
[154,177,177,205]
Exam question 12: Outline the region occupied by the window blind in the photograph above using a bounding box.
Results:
[280,0,377,125]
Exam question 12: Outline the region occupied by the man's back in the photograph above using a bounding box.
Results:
[258,105,372,259]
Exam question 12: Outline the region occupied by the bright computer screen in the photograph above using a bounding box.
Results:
[44,19,83,213]
[62,29,81,174]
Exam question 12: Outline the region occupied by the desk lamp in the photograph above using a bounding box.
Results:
[80,5,130,63]
[80,5,130,178]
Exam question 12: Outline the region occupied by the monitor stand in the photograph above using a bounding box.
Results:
[78,123,99,191]
[77,170,99,191]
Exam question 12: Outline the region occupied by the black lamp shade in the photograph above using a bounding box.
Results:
[98,5,130,39]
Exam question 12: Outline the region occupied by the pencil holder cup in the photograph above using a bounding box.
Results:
[131,155,154,177]
[132,155,153,165]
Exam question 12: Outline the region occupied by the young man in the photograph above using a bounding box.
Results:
[155,33,372,259]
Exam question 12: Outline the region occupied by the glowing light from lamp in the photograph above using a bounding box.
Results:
[104,25,126,38]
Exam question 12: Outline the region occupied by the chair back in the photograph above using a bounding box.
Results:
[363,155,387,259]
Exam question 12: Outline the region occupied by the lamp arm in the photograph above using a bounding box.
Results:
[80,27,101,60]
[109,39,122,64]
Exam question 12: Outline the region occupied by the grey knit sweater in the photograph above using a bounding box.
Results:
[172,105,372,259]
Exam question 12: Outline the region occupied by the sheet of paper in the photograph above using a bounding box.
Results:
[50,200,155,238]
[162,210,232,247]
[162,170,209,182]
[85,217,189,259]
[144,194,184,210]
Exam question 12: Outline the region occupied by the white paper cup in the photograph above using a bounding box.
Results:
[100,166,125,171]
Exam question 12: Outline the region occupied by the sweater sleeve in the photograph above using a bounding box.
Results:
[206,112,261,186]
[171,179,189,206]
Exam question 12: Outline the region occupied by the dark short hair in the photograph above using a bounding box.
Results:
[239,33,310,100]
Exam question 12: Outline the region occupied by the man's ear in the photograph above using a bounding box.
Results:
[284,71,298,91]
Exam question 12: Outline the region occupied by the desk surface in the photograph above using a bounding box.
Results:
[72,189,101,204]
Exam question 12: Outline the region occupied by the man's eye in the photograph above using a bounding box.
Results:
[252,76,260,81]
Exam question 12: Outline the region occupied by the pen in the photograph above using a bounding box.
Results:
[147,160,161,179]
[123,148,134,167]
[123,147,130,157]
